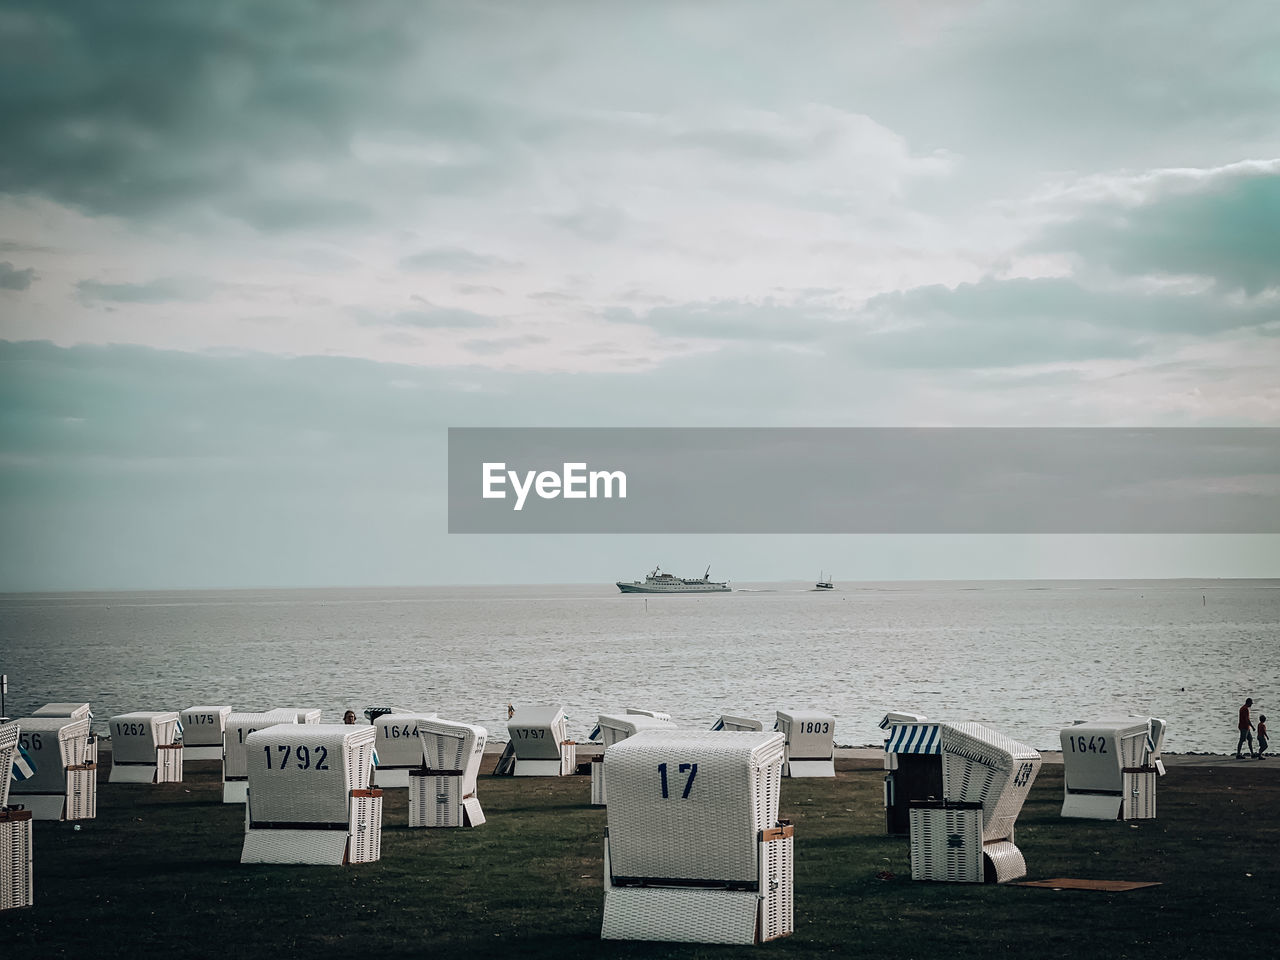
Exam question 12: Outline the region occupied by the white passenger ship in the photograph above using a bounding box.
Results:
[616,565,731,594]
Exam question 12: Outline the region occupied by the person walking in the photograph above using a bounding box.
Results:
[1257,715,1268,760]
[1236,698,1256,759]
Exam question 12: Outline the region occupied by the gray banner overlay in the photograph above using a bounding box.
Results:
[448,428,1280,533]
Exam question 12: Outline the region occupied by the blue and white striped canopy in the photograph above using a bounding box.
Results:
[884,724,941,755]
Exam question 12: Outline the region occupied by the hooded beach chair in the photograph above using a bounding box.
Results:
[601,730,793,945]
[8,715,95,820]
[906,721,1042,883]
[180,706,233,761]
[507,705,576,776]
[1060,716,1167,820]
[108,712,182,784]
[241,723,381,865]
[774,709,835,777]
[879,711,939,835]
[410,718,488,827]
[32,702,97,764]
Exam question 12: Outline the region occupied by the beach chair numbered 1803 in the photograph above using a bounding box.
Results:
[601,730,794,945]
[774,709,836,777]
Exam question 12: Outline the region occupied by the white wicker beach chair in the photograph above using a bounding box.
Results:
[879,712,941,835]
[711,715,763,732]
[180,706,233,761]
[222,710,298,803]
[507,705,576,776]
[601,730,793,945]
[907,721,1041,883]
[410,718,488,827]
[371,712,437,787]
[108,712,182,784]
[593,713,678,805]
[774,709,835,777]
[241,723,381,865]
[9,716,95,820]
[32,703,97,764]
[1,722,34,911]
[1060,717,1167,820]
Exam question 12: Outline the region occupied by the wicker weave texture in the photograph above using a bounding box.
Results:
[373,713,436,773]
[759,832,794,941]
[508,705,569,760]
[223,711,298,779]
[909,806,983,882]
[605,731,785,884]
[180,706,232,747]
[246,724,375,825]
[349,793,383,863]
[601,885,761,945]
[417,719,487,796]
[156,745,184,783]
[409,772,463,827]
[983,840,1027,883]
[1122,770,1157,819]
[0,816,34,911]
[10,717,90,796]
[108,712,180,764]
[591,758,607,805]
[0,722,18,808]
[940,722,1041,842]
[241,828,350,865]
[67,766,97,820]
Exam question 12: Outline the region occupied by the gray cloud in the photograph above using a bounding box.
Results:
[350,303,497,329]
[0,261,35,290]
[76,276,219,303]
[1037,166,1280,295]
[400,247,517,273]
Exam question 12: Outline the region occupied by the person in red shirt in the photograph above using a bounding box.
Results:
[1236,698,1255,759]
[1258,715,1268,760]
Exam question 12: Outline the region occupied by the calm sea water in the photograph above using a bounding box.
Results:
[1,580,1276,754]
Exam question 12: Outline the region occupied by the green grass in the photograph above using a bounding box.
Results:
[7,758,1277,959]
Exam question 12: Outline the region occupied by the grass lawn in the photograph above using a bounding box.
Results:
[5,755,1277,959]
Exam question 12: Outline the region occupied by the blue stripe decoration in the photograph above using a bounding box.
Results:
[885,724,941,754]
[372,748,380,768]
[11,743,37,781]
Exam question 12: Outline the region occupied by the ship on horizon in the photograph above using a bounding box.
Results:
[616,565,731,594]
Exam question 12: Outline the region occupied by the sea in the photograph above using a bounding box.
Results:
[1,579,1276,755]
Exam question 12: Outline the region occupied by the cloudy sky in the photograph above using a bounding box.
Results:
[2,1,1278,589]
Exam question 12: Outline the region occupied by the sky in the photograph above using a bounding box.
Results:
[1,1,1278,590]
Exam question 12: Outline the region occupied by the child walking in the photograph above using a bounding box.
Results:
[1258,715,1268,759]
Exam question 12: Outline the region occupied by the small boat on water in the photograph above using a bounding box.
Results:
[617,565,731,594]
[815,571,834,590]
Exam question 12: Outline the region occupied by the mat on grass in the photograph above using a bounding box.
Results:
[1014,878,1161,892]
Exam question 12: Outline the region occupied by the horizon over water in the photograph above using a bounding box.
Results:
[2,577,1277,755]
